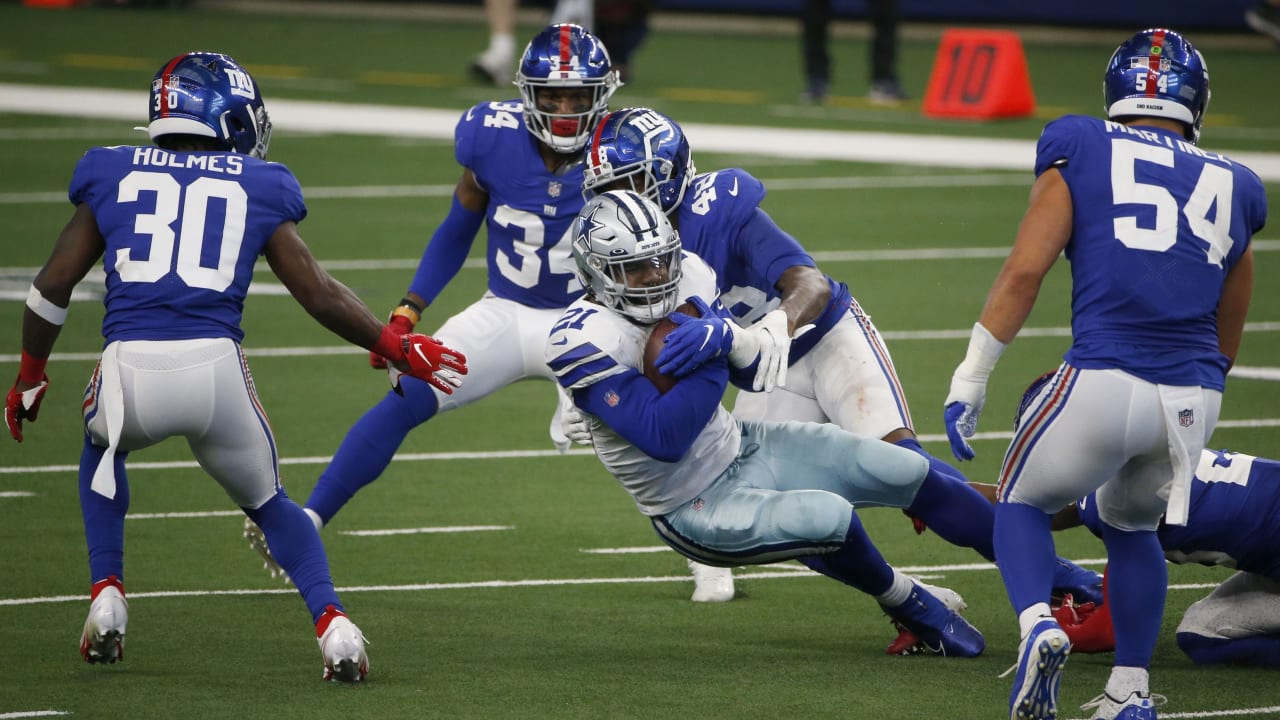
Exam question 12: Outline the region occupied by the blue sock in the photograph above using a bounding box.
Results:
[306,379,439,524]
[799,511,894,596]
[79,438,130,584]
[1177,632,1280,667]
[245,491,341,624]
[994,501,1056,614]
[1101,524,1165,668]
[897,438,996,561]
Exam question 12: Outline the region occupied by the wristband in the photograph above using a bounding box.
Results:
[371,325,404,361]
[26,285,68,326]
[958,322,1007,380]
[390,305,420,326]
[18,349,48,384]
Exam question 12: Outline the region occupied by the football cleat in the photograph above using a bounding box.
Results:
[80,575,127,664]
[1081,691,1163,720]
[317,605,369,682]
[881,581,985,658]
[1007,618,1071,720]
[469,48,513,87]
[885,580,968,655]
[243,516,292,584]
[687,559,735,603]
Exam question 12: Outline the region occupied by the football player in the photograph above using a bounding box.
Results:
[546,189,986,658]
[941,28,1263,720]
[574,106,1104,609]
[4,52,468,681]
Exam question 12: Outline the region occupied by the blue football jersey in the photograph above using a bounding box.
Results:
[69,145,306,344]
[1079,449,1280,580]
[455,100,587,309]
[1038,115,1267,390]
[674,168,850,363]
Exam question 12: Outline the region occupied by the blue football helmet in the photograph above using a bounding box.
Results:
[516,24,620,154]
[147,52,272,158]
[1103,28,1210,144]
[572,190,683,324]
[584,107,695,214]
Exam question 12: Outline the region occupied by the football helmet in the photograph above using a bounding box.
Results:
[572,190,682,324]
[1103,28,1210,144]
[516,24,620,153]
[147,51,273,158]
[584,107,695,214]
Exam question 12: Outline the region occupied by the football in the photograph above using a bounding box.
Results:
[643,301,700,394]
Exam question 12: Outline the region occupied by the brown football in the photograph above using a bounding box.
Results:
[643,301,700,394]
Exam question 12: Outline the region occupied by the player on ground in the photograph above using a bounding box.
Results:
[4,52,467,681]
[942,28,1263,720]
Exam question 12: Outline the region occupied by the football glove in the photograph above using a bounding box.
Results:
[6,374,49,443]
[560,403,592,447]
[656,297,734,378]
[943,323,1007,462]
[400,333,467,395]
[370,314,416,370]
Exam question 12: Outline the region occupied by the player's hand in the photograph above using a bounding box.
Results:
[943,371,986,461]
[371,314,415,370]
[656,297,733,377]
[561,403,592,446]
[746,309,792,392]
[5,375,49,443]
[400,333,468,395]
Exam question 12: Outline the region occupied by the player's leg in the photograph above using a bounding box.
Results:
[305,296,527,527]
[1176,571,1280,666]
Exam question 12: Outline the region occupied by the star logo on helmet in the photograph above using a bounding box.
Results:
[582,203,609,238]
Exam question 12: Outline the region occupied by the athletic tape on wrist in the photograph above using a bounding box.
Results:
[26,285,68,326]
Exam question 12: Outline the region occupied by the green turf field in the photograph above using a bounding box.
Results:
[1,4,1278,719]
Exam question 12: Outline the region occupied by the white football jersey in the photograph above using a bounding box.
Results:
[546,252,741,515]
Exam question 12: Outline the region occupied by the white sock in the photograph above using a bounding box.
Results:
[876,570,915,608]
[1105,666,1149,700]
[1018,603,1054,638]
[304,507,323,532]
[489,34,514,61]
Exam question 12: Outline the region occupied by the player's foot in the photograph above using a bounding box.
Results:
[687,559,735,603]
[1052,558,1104,607]
[1008,618,1071,719]
[469,50,513,87]
[881,581,985,658]
[868,78,910,105]
[243,516,291,584]
[885,580,968,655]
[1246,2,1280,45]
[1081,690,1162,720]
[317,605,369,682]
[80,575,127,664]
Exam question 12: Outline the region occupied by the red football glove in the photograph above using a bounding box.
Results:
[6,374,50,443]
[399,333,468,395]
[370,314,415,370]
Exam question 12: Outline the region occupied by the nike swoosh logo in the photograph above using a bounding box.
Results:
[727,177,739,196]
[552,337,569,346]
[466,107,476,121]
[698,325,714,351]
[412,344,433,366]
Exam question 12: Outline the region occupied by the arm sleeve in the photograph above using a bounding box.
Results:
[736,207,816,289]
[407,194,485,306]
[576,359,729,462]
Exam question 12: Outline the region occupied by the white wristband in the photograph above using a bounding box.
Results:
[26,285,68,326]
[957,322,1007,380]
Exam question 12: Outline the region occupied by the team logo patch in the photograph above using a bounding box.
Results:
[1179,408,1194,427]
[604,390,620,407]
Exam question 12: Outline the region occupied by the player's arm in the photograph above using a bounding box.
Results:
[576,360,729,462]
[774,264,829,333]
[1217,244,1253,369]
[7,203,105,442]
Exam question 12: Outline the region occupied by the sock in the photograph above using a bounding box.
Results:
[897,438,996,561]
[798,510,895,596]
[994,501,1057,616]
[79,438,130,584]
[1177,632,1280,667]
[874,570,915,608]
[306,382,438,524]
[1104,665,1149,700]
[1018,603,1054,638]
[245,492,341,624]
[1101,524,1165,668]
[488,33,514,62]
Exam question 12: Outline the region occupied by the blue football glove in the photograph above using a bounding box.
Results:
[656,296,734,378]
[943,401,978,462]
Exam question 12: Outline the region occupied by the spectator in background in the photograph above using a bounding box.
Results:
[1246,0,1280,44]
[801,0,907,105]
[472,0,595,86]
[595,0,652,83]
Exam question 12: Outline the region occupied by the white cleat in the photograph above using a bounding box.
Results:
[687,559,735,603]
[243,516,292,584]
[80,576,127,664]
[317,606,369,683]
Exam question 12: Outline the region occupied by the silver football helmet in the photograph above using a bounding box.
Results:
[571,190,682,324]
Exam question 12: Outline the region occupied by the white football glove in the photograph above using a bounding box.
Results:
[729,310,814,393]
[560,403,592,447]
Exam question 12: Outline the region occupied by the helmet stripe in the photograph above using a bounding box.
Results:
[157,53,187,119]
[589,110,614,169]
[1146,28,1166,99]
[559,24,572,76]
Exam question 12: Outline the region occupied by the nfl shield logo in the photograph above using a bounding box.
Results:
[548,181,562,198]
[692,498,704,510]
[1179,408,1194,427]
[605,390,620,407]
